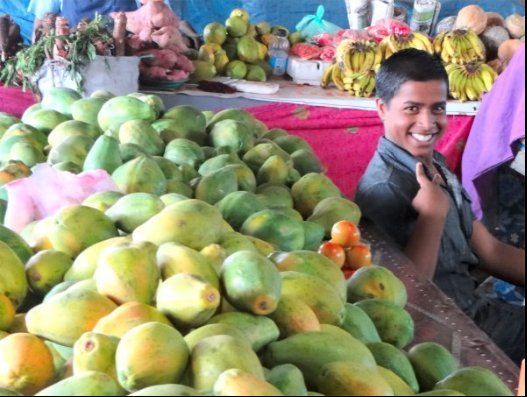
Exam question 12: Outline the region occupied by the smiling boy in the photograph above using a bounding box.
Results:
[355,49,525,360]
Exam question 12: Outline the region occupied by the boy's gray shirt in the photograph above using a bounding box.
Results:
[355,137,480,312]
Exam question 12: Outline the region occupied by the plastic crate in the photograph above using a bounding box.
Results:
[286,56,333,86]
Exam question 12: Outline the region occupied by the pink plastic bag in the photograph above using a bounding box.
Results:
[366,18,412,42]
[5,164,118,233]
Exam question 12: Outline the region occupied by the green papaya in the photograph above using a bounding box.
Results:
[434,367,512,396]
[207,312,280,352]
[272,135,312,154]
[291,173,341,218]
[119,143,146,162]
[112,156,167,196]
[264,331,376,386]
[257,155,290,185]
[83,135,122,174]
[119,120,165,156]
[217,191,265,230]
[308,197,362,237]
[408,342,459,392]
[355,299,415,349]
[341,303,381,344]
[302,221,325,251]
[48,120,101,148]
[243,142,291,173]
[368,342,419,393]
[221,250,281,315]
[210,119,255,154]
[267,364,308,396]
[198,153,241,176]
[35,371,122,396]
[105,193,165,233]
[164,138,205,168]
[256,184,294,209]
[48,135,94,168]
[71,98,107,127]
[195,166,238,205]
[190,335,264,391]
[41,87,82,117]
[98,96,156,133]
[291,149,324,175]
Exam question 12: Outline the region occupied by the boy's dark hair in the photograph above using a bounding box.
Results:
[376,48,449,105]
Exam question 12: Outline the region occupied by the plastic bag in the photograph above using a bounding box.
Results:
[4,164,118,233]
[296,5,342,40]
[366,18,412,43]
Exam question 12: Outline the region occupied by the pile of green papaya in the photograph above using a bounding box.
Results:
[0,87,515,397]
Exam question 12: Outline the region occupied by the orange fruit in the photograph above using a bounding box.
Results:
[0,333,54,395]
[331,221,361,247]
[346,243,373,270]
[318,242,346,268]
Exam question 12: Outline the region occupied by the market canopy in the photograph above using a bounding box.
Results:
[2,0,526,43]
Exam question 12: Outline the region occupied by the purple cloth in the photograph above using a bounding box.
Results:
[462,45,526,219]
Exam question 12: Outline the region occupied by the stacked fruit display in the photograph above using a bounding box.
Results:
[321,38,382,97]
[0,87,516,396]
[318,220,373,279]
[193,8,297,83]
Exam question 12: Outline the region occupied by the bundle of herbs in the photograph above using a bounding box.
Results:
[0,14,119,93]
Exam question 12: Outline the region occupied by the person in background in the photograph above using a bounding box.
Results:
[27,0,180,42]
[355,49,525,363]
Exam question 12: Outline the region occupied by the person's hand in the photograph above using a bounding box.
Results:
[412,162,450,220]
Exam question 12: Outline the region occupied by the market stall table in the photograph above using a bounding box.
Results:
[363,220,520,393]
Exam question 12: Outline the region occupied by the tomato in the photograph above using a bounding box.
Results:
[345,243,373,270]
[331,221,361,247]
[318,242,346,268]
[343,268,356,280]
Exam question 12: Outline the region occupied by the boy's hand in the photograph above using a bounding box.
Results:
[412,163,450,220]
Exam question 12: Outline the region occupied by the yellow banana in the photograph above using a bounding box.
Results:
[412,32,434,54]
[362,50,375,71]
[471,74,487,98]
[373,46,383,67]
[479,66,497,92]
[321,64,335,89]
[332,66,345,91]
[345,52,355,73]
[465,30,486,60]
[465,80,480,101]
[434,32,446,55]
[481,63,498,80]
[364,74,376,97]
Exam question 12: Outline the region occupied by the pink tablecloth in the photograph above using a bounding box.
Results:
[248,103,475,198]
[0,84,37,118]
[0,86,474,198]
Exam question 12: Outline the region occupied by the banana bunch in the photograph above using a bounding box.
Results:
[446,62,498,102]
[335,39,383,74]
[434,29,486,65]
[380,32,434,59]
[321,38,380,97]
[321,64,376,97]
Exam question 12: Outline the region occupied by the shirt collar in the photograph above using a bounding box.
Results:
[377,136,446,179]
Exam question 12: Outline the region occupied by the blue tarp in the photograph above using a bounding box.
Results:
[172,0,525,33]
[1,0,525,43]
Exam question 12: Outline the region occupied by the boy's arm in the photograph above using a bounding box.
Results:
[404,163,450,280]
[471,220,525,287]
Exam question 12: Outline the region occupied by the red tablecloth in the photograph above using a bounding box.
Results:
[0,86,474,198]
[248,103,475,198]
[0,84,37,119]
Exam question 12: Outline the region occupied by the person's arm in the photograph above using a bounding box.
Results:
[404,163,450,279]
[471,220,525,287]
[31,17,42,43]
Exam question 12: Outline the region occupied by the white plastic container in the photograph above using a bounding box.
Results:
[286,56,333,86]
